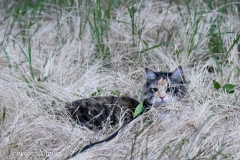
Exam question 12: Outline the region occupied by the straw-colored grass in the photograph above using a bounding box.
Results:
[0,0,240,159]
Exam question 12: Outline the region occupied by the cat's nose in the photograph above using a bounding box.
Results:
[159,96,165,100]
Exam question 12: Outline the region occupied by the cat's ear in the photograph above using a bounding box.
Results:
[145,68,157,80]
[172,66,184,78]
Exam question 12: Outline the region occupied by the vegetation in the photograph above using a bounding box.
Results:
[0,0,239,159]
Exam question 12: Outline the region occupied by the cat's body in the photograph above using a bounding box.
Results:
[66,96,139,130]
[66,66,187,130]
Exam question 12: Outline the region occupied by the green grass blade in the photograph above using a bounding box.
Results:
[28,39,34,80]
[13,38,34,80]
[140,42,169,53]
[223,34,240,60]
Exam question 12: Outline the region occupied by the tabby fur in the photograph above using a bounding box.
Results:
[66,96,139,130]
[66,66,187,130]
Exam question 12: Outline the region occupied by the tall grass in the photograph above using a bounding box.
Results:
[0,0,240,159]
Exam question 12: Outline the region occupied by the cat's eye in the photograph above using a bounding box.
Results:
[151,88,158,92]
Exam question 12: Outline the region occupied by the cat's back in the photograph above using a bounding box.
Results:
[66,96,139,112]
[66,96,139,129]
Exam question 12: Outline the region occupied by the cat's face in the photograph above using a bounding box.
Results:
[141,66,187,107]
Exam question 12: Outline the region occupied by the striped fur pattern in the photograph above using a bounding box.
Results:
[66,96,139,130]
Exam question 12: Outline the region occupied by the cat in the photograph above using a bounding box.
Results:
[66,66,187,130]
[65,66,188,159]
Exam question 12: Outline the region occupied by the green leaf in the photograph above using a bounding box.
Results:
[133,102,144,117]
[213,80,221,90]
[222,84,235,94]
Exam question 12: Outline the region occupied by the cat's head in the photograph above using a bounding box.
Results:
[141,66,188,107]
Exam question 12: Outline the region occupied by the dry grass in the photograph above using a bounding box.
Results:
[0,0,240,159]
